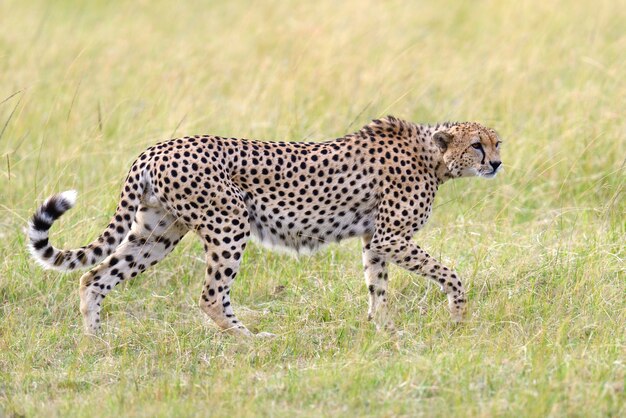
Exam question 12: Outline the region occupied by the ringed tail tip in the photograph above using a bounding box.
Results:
[59,189,78,207]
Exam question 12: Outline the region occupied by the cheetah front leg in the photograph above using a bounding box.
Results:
[369,236,466,323]
[361,235,394,331]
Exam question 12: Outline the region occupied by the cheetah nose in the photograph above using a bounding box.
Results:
[490,161,502,171]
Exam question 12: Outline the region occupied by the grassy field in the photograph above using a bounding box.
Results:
[1,0,624,416]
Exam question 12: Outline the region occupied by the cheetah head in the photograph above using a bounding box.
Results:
[433,122,502,179]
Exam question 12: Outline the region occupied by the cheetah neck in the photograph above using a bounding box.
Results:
[358,117,459,184]
[422,123,457,185]
[434,158,452,184]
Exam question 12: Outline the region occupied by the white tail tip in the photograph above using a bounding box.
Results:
[59,190,78,207]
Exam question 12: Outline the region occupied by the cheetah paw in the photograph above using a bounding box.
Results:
[450,309,466,324]
[255,331,277,338]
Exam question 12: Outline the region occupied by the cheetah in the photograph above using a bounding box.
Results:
[28,116,502,337]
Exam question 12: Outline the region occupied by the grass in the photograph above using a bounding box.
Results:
[0,0,624,416]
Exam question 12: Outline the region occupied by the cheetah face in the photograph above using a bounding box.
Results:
[433,123,502,179]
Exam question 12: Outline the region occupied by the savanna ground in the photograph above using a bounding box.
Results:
[0,0,624,416]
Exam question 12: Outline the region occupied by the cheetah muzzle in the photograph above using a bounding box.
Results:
[28,116,502,337]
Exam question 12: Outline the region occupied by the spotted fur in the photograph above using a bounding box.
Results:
[28,116,502,336]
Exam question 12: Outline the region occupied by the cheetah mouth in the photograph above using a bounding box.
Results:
[482,170,498,178]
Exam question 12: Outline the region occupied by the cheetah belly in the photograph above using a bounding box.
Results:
[246,202,376,255]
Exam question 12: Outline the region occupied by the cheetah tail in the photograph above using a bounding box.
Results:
[27,188,140,272]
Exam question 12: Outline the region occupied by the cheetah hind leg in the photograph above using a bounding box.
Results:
[79,204,187,335]
[196,225,275,339]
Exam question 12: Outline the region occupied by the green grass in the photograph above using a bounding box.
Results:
[1,0,624,416]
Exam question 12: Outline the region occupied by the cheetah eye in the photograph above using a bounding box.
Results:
[471,143,483,150]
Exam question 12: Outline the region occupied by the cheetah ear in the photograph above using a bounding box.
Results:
[433,131,453,152]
